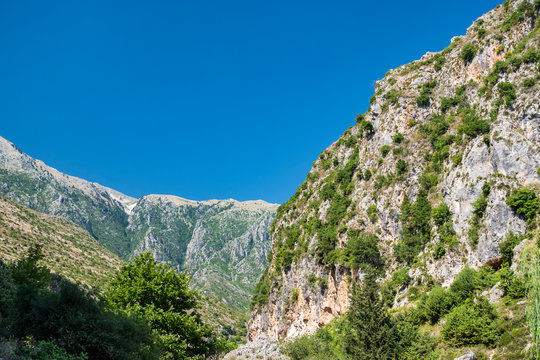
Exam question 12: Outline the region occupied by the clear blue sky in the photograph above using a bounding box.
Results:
[0,0,500,204]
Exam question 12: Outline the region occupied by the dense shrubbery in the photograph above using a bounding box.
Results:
[500,232,525,267]
[394,191,432,265]
[344,231,383,270]
[416,81,437,106]
[460,43,476,63]
[0,246,231,360]
[442,297,499,346]
[457,108,490,137]
[0,245,155,360]
[506,188,540,225]
[497,82,516,107]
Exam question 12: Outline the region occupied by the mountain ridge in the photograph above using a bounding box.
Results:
[0,134,278,311]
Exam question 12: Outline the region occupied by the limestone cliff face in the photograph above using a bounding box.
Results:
[250,0,540,341]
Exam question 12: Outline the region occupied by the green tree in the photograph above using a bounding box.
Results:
[105,252,221,360]
[345,270,400,359]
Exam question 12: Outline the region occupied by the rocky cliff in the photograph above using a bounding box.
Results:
[0,136,277,311]
[128,195,277,310]
[249,0,540,341]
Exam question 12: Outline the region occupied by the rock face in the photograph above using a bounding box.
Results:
[0,136,278,310]
[222,334,289,360]
[249,0,540,341]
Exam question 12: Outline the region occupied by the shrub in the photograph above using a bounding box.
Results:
[384,90,401,105]
[460,44,476,63]
[395,192,432,265]
[458,108,490,137]
[416,81,437,107]
[433,242,446,259]
[381,268,411,307]
[393,133,404,144]
[366,205,378,224]
[453,154,463,166]
[433,203,451,227]
[497,82,516,107]
[419,172,438,191]
[434,56,445,71]
[381,145,391,157]
[364,169,372,181]
[442,297,499,346]
[418,286,455,325]
[17,341,87,360]
[396,160,407,176]
[449,267,478,301]
[500,232,524,267]
[523,77,536,88]
[345,232,383,270]
[507,188,540,224]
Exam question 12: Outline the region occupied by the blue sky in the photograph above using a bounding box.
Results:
[0,0,501,204]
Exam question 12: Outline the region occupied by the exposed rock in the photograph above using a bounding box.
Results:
[223,334,289,360]
[454,352,476,360]
[482,282,504,304]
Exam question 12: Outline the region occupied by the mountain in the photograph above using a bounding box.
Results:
[248,0,539,345]
[128,195,277,310]
[0,135,278,311]
[0,195,249,341]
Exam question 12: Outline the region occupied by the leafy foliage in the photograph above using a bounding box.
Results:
[394,191,432,265]
[442,297,499,347]
[105,252,226,359]
[0,246,156,360]
[416,81,436,106]
[460,43,476,63]
[506,188,540,224]
[344,232,383,270]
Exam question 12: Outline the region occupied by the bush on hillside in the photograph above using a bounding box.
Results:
[442,297,499,347]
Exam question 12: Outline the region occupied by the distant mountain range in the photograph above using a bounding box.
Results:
[0,135,278,311]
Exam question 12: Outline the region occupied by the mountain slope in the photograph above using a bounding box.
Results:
[0,135,278,311]
[0,195,122,287]
[0,137,135,257]
[250,0,540,341]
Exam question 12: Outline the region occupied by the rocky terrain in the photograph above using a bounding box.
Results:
[249,0,540,345]
[0,135,277,311]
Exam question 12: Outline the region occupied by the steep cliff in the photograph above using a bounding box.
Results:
[0,136,277,311]
[250,0,540,341]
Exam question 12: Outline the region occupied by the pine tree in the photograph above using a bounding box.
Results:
[345,269,400,359]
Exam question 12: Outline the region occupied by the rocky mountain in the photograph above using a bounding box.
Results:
[0,135,278,311]
[249,0,540,343]
[128,195,277,310]
[0,136,136,257]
